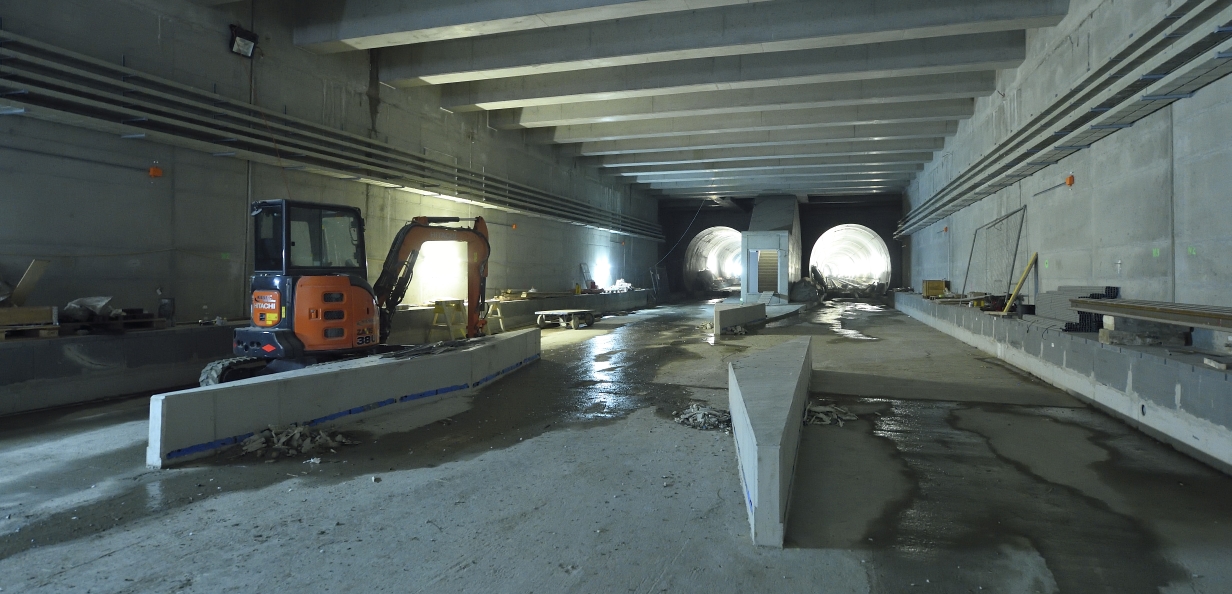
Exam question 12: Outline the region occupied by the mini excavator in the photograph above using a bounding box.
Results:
[200,199,490,385]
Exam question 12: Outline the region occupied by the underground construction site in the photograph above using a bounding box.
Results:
[3,1,1232,592]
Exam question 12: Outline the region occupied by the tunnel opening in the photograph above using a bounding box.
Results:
[682,226,743,293]
[808,224,891,295]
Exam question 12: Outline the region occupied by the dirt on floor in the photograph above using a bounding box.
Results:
[2,301,1231,593]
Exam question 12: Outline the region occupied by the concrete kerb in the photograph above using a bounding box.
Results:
[894,294,1232,476]
[728,336,811,547]
[147,328,541,469]
[714,303,767,338]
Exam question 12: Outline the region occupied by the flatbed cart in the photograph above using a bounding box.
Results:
[535,309,596,330]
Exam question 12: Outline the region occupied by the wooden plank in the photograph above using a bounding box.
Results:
[7,259,50,307]
[0,306,57,326]
[0,326,59,341]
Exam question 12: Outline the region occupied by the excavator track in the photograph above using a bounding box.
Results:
[199,356,270,386]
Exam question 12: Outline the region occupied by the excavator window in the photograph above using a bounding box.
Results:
[287,206,363,270]
[253,207,283,272]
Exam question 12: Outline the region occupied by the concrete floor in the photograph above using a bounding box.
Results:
[1,302,1231,593]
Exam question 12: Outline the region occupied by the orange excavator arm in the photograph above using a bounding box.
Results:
[371,216,491,342]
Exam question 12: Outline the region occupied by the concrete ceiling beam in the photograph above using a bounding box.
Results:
[539,99,973,143]
[612,153,938,176]
[381,0,1067,85]
[656,183,907,197]
[489,72,995,129]
[634,163,924,183]
[294,0,768,53]
[597,138,944,168]
[439,31,1025,111]
[573,121,957,156]
[647,175,916,190]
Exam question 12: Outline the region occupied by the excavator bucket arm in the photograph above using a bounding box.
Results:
[371,217,491,342]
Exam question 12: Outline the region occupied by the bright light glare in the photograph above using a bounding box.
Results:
[809,224,891,288]
[410,241,467,305]
[683,226,742,290]
[723,255,742,278]
[592,256,612,289]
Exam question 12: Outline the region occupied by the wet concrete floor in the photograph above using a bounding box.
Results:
[1,301,1231,592]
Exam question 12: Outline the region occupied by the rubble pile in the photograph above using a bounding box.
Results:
[673,403,732,431]
[237,425,359,459]
[721,325,748,336]
[804,403,858,427]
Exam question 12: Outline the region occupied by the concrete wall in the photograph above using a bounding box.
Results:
[896,294,1232,475]
[0,325,233,416]
[904,0,1232,306]
[0,0,659,322]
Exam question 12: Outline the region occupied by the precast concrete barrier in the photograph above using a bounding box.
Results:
[147,328,541,468]
[895,293,1232,475]
[728,336,812,547]
[714,303,767,338]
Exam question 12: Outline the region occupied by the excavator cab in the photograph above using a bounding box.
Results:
[233,200,380,361]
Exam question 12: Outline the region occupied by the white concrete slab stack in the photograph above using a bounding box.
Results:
[728,336,812,547]
[147,328,541,468]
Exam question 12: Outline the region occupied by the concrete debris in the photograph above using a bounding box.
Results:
[237,426,359,459]
[805,403,858,427]
[673,404,732,431]
[698,321,715,331]
[609,279,633,293]
[789,278,821,303]
[721,325,748,336]
[303,457,321,464]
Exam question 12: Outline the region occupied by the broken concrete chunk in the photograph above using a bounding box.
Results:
[232,426,358,459]
[804,403,858,427]
[673,403,732,431]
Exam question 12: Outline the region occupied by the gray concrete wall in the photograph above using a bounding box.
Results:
[904,0,1232,306]
[0,0,659,322]
[896,293,1232,475]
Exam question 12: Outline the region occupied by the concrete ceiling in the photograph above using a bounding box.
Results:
[294,0,1071,204]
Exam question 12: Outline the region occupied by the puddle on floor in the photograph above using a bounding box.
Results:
[805,301,886,340]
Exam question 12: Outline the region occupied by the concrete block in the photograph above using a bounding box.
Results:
[715,303,767,334]
[1041,332,1065,367]
[1023,330,1042,358]
[147,328,541,468]
[1007,324,1025,349]
[1064,340,1095,377]
[1094,346,1130,392]
[1180,371,1232,430]
[1132,357,1180,410]
[728,336,811,547]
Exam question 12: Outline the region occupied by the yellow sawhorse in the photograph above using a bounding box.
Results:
[429,300,467,341]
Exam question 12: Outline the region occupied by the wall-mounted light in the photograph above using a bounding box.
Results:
[229,24,258,58]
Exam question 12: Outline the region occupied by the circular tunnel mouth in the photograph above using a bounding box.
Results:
[683,226,743,292]
[809,224,891,293]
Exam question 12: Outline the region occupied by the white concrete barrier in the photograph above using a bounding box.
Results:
[147,328,541,468]
[714,303,767,336]
[728,336,811,547]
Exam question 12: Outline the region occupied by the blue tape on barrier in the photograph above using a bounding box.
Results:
[166,432,254,460]
[164,351,543,462]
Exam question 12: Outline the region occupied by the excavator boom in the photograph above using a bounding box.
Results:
[371,216,491,341]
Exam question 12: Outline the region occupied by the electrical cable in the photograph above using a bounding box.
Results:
[654,199,708,267]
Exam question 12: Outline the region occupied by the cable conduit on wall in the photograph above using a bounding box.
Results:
[0,30,663,241]
[898,0,1232,237]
